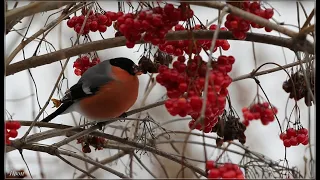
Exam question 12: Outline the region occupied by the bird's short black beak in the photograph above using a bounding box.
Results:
[133,65,143,75]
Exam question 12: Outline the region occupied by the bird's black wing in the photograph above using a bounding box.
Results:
[40,81,102,123]
[40,60,114,123]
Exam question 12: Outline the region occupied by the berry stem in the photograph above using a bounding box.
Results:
[215,142,231,163]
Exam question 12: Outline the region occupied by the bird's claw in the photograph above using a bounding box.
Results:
[97,122,105,130]
[119,112,128,118]
[118,112,128,122]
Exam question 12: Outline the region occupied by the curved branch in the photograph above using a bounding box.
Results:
[6,30,314,76]
[186,1,299,38]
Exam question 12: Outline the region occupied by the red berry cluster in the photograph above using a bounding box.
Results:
[206,161,245,179]
[156,55,235,132]
[67,8,121,35]
[280,127,309,148]
[116,3,194,48]
[242,102,278,126]
[77,136,106,153]
[5,121,21,145]
[225,1,274,40]
[73,56,101,76]
[158,24,230,56]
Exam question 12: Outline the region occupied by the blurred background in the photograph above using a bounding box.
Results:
[5,1,315,179]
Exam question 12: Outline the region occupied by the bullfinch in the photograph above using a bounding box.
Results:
[41,57,143,123]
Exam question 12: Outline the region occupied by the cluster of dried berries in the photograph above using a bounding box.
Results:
[138,50,173,74]
[77,135,106,153]
[282,71,315,106]
[212,115,246,146]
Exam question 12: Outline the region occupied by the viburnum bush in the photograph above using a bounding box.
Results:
[5,1,315,179]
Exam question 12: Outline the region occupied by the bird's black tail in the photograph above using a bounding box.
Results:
[41,101,74,122]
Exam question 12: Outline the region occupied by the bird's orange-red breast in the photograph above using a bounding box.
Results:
[79,65,139,119]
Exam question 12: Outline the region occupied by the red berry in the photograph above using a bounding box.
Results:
[297,134,307,144]
[164,4,175,15]
[6,122,15,129]
[265,27,272,32]
[221,41,230,51]
[190,96,203,112]
[82,145,91,153]
[11,121,21,129]
[209,24,217,30]
[76,15,85,24]
[74,69,82,76]
[279,133,287,140]
[188,120,196,130]
[264,8,274,19]
[301,138,309,145]
[8,130,18,138]
[124,18,134,27]
[98,15,108,24]
[98,25,107,32]
[178,83,188,92]
[126,41,135,48]
[208,169,220,178]
[286,128,296,138]
[238,20,250,31]
[89,21,98,31]
[289,137,298,146]
[232,31,247,40]
[283,139,291,147]
[67,19,76,28]
[177,98,187,108]
[222,170,236,178]
[243,120,249,127]
[298,128,308,135]
[206,160,215,170]
[165,45,175,54]
[229,20,238,30]
[177,56,186,62]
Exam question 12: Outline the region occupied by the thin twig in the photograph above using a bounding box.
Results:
[56,154,96,179]
[231,58,311,82]
[77,151,129,179]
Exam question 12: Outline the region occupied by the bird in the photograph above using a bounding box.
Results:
[41,57,143,123]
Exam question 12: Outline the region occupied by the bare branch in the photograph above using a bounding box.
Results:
[6,30,314,76]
